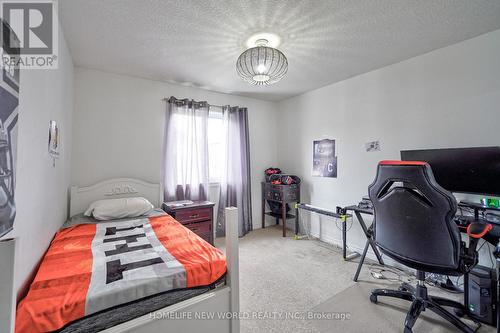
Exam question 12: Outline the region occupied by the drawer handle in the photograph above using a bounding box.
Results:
[189,214,199,218]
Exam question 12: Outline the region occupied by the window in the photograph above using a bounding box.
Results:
[208,108,225,183]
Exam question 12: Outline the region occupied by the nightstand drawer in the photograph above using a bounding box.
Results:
[284,190,299,202]
[175,208,212,224]
[162,201,215,245]
[266,190,281,201]
[264,183,300,203]
[184,220,211,234]
[198,232,213,245]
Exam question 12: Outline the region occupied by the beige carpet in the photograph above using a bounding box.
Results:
[312,282,493,333]
[216,226,495,333]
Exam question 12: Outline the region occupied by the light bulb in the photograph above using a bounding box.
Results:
[257,64,266,74]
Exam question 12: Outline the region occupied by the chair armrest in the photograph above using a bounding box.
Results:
[467,222,492,239]
[464,223,493,270]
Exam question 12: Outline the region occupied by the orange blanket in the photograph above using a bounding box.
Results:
[16,214,226,333]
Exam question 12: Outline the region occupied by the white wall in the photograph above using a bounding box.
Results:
[13,25,74,295]
[276,29,500,265]
[72,68,278,229]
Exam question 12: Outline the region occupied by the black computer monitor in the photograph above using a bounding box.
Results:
[400,147,500,196]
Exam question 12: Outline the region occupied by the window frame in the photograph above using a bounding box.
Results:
[207,107,225,185]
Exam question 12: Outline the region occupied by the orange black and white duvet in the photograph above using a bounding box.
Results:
[15,214,227,333]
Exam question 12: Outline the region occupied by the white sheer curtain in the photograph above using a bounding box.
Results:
[162,97,209,201]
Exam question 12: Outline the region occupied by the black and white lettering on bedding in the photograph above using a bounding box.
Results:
[84,219,187,315]
[102,224,161,283]
[105,224,144,236]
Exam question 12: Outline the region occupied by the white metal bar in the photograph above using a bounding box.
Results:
[0,237,16,333]
[101,287,231,333]
[224,207,239,333]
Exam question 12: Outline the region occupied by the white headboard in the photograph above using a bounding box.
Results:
[69,178,163,217]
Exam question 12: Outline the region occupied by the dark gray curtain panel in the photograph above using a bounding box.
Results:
[216,106,252,237]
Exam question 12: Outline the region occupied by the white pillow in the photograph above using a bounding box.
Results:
[84,197,154,221]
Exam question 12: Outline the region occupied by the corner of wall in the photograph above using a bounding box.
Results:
[13,19,75,297]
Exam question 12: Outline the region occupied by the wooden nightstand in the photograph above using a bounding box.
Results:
[162,201,215,245]
[261,182,300,237]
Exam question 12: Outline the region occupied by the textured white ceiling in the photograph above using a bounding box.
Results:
[59,0,500,102]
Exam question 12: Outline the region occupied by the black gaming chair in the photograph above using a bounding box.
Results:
[368,160,492,333]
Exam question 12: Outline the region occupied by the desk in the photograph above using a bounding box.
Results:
[295,203,352,259]
[343,205,384,281]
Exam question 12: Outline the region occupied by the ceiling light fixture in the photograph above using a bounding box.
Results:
[236,36,288,86]
[245,32,281,48]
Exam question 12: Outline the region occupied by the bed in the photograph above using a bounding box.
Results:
[11,178,240,333]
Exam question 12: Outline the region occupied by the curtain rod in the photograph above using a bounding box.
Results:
[162,97,224,109]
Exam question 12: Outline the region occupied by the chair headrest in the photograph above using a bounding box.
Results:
[379,160,428,167]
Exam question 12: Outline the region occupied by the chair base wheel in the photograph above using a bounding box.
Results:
[371,279,476,333]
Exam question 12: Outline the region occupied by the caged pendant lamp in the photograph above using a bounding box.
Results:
[236,38,288,85]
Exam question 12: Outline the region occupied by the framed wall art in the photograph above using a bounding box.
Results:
[312,139,337,178]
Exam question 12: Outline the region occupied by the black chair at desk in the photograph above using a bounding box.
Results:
[368,160,492,333]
